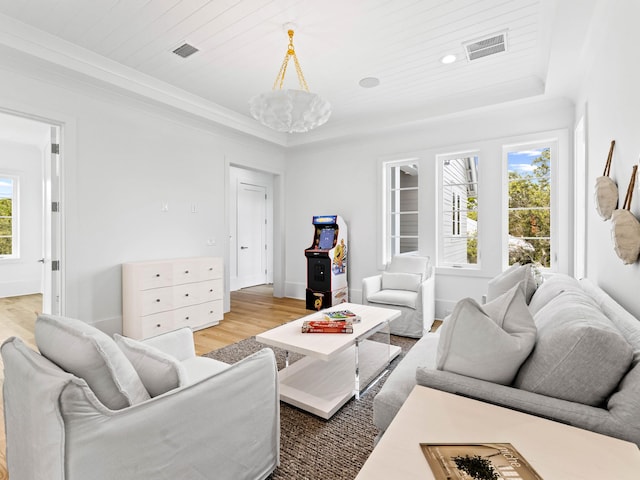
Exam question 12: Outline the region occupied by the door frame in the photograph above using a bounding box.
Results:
[0,107,68,315]
[226,162,285,302]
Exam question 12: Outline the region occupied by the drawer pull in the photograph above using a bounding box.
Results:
[209,289,213,293]
[185,316,190,320]
[185,293,189,297]
[209,267,213,271]
[155,273,160,278]
[156,324,161,328]
[209,310,214,314]
[185,270,189,274]
[156,299,161,303]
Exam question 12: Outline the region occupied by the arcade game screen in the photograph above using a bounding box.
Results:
[318,228,335,249]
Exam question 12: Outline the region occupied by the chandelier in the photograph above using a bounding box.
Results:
[249,29,331,133]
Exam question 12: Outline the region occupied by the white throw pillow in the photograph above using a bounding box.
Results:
[35,314,150,410]
[114,334,187,397]
[381,271,422,292]
[436,283,537,385]
[486,263,537,304]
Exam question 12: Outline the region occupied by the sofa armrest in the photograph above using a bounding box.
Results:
[362,275,382,301]
[141,327,195,361]
[60,347,279,480]
[415,367,640,445]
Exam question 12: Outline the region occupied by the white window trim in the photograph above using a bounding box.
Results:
[437,150,480,270]
[0,174,19,260]
[379,157,420,267]
[502,130,569,273]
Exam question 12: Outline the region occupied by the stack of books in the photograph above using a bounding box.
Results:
[300,309,361,334]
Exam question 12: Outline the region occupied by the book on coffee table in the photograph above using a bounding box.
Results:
[301,320,353,333]
[323,310,361,323]
[420,443,543,480]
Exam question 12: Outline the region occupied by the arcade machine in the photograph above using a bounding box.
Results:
[305,215,348,310]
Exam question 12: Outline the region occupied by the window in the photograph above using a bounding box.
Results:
[506,145,551,267]
[0,175,17,258]
[439,154,479,266]
[383,161,418,261]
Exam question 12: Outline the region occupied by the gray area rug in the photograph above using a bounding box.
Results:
[204,335,417,480]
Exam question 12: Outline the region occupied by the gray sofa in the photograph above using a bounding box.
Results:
[373,273,640,447]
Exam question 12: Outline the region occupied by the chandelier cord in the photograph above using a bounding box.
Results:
[272,29,310,92]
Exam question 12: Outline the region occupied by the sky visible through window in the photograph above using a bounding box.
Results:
[0,178,12,199]
[508,148,546,175]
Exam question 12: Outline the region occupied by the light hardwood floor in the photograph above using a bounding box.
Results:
[0,285,308,480]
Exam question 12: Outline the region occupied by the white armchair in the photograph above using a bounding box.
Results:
[2,315,279,480]
[362,255,435,338]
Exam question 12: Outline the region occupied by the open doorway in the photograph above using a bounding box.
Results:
[229,166,274,291]
[0,111,62,315]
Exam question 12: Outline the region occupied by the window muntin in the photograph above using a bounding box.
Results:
[440,155,479,266]
[384,161,419,261]
[0,176,17,258]
[507,146,551,267]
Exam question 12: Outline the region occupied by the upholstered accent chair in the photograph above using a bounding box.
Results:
[362,255,435,338]
[2,314,279,480]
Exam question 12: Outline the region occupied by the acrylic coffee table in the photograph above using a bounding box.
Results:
[255,303,401,419]
[356,385,640,479]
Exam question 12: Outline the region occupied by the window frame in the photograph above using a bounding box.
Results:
[437,151,480,269]
[502,138,562,272]
[0,174,19,260]
[381,158,419,264]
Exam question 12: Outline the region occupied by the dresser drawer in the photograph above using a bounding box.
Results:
[172,304,202,328]
[200,300,223,327]
[201,258,223,280]
[172,283,202,308]
[172,258,208,285]
[139,311,175,338]
[140,287,174,315]
[178,301,223,330]
[137,262,174,290]
[199,279,223,302]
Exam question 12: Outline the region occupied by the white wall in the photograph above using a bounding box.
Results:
[0,50,286,333]
[285,98,574,317]
[0,140,45,297]
[577,1,640,319]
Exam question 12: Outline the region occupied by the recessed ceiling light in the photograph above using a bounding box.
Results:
[359,77,380,88]
[440,54,457,64]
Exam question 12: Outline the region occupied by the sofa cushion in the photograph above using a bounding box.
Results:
[528,274,584,316]
[114,334,187,397]
[436,283,537,385]
[35,314,150,410]
[514,297,634,406]
[381,271,421,292]
[487,263,537,304]
[367,289,418,309]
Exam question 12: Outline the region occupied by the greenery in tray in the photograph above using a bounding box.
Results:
[452,455,499,480]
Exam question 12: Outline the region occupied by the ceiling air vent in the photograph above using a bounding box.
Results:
[463,31,507,61]
[172,43,199,58]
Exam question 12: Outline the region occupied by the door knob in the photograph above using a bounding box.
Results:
[240,246,249,249]
[37,258,45,263]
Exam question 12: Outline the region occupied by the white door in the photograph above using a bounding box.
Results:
[237,183,267,288]
[42,126,61,314]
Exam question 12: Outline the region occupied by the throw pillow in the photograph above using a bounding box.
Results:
[486,263,537,304]
[114,334,187,397]
[436,283,537,385]
[381,271,422,292]
[35,314,150,410]
[528,273,583,316]
[514,298,634,406]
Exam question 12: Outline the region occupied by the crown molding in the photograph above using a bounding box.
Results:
[0,13,288,146]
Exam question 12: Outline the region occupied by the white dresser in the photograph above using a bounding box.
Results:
[122,256,224,340]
